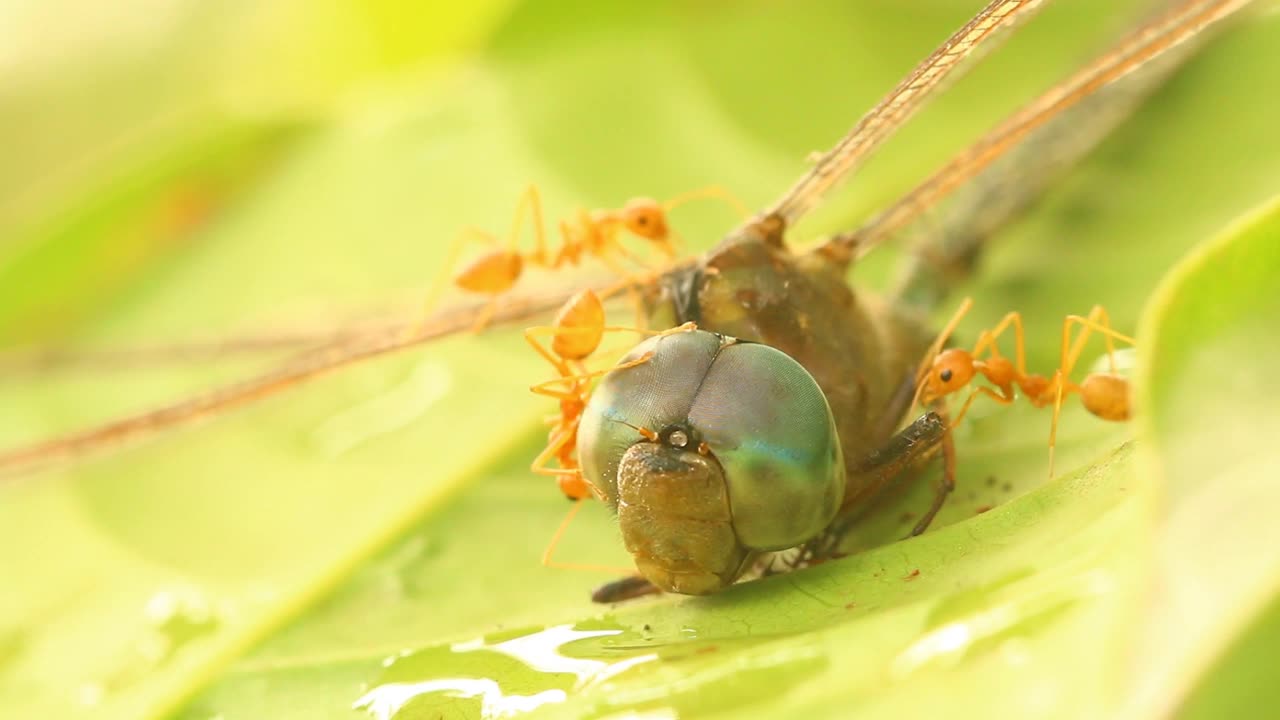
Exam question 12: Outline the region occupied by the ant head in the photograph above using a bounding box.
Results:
[621,198,671,243]
[919,348,975,404]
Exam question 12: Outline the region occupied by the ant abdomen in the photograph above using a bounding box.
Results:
[1080,373,1130,421]
[455,251,522,294]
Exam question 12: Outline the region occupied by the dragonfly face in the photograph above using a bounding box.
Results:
[578,327,845,594]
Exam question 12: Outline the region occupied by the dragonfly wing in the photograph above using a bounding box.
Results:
[765,0,1050,228]
[829,0,1257,312]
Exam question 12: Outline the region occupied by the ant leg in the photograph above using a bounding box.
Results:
[526,350,657,401]
[1046,377,1081,480]
[1056,306,1132,392]
[923,298,975,368]
[523,326,574,378]
[421,226,502,319]
[429,186,553,333]
[529,426,574,475]
[585,321,697,364]
[1061,307,1136,378]
[595,252,655,330]
[951,384,1016,429]
[525,314,684,373]
[540,500,635,574]
[471,186,555,332]
[1046,307,1138,477]
[604,321,697,338]
[428,186,546,309]
[1060,310,1136,474]
[655,185,752,259]
[471,300,502,334]
[1054,307,1136,466]
[529,425,597,500]
[971,311,1028,373]
[524,326,592,498]
[505,183,551,265]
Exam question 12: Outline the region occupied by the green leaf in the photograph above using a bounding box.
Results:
[1128,195,1280,716]
[178,442,1148,720]
[0,0,513,344]
[2,2,1279,719]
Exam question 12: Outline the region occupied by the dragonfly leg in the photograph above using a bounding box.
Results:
[910,401,956,536]
[591,574,661,604]
[850,411,948,513]
[812,410,951,562]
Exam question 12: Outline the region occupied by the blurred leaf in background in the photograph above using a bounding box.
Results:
[1,1,1279,719]
[0,0,514,343]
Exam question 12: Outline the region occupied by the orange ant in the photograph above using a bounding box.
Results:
[914,298,1136,477]
[524,288,695,500]
[524,288,694,573]
[427,184,748,330]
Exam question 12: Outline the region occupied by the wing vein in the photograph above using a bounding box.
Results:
[764,0,1047,226]
[835,0,1255,259]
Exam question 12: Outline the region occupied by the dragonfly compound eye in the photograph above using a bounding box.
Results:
[577,330,844,595]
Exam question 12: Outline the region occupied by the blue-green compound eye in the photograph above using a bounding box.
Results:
[689,340,845,549]
[577,330,845,560]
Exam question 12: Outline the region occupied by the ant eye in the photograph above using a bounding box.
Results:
[939,368,953,383]
[636,215,649,225]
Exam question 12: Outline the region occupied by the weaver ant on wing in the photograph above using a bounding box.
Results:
[427,185,746,330]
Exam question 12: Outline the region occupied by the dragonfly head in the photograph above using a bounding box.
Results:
[576,329,844,594]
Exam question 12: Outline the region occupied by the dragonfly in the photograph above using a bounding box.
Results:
[0,0,1262,589]
[8,6,1279,720]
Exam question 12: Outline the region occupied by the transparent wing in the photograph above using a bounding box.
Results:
[824,0,1256,279]
[765,0,1049,227]
[0,280,628,479]
[0,322,383,375]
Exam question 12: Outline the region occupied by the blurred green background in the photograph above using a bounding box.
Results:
[2,1,1279,719]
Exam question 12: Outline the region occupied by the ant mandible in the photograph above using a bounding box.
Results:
[428,185,747,331]
[914,298,1136,477]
